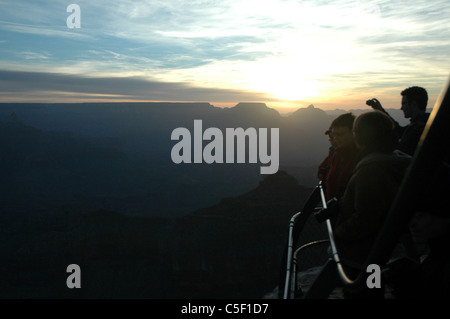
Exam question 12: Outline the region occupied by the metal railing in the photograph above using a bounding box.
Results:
[282,186,321,299]
[282,183,329,299]
[289,239,329,299]
[318,182,357,286]
[282,181,354,299]
[282,79,450,298]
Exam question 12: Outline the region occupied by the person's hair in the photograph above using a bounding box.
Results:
[353,111,398,153]
[401,86,428,112]
[330,112,355,130]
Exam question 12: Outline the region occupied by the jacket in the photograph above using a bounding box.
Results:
[396,113,430,156]
[325,144,359,200]
[334,150,411,269]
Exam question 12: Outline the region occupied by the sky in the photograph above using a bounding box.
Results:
[0,0,449,112]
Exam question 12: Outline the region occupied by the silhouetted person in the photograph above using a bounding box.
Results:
[335,110,409,265]
[321,113,359,201]
[317,127,335,182]
[316,111,411,298]
[367,86,430,155]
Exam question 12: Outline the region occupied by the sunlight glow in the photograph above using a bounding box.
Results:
[0,0,448,108]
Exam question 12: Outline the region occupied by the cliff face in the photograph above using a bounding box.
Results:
[0,103,333,298]
[0,170,314,298]
[0,103,332,219]
[169,171,313,298]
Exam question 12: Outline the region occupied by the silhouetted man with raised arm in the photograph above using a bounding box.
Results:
[366,86,430,156]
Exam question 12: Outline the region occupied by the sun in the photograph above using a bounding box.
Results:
[247,60,323,102]
[265,76,322,101]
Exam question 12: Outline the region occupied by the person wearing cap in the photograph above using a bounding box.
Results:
[317,127,335,182]
[320,113,359,202]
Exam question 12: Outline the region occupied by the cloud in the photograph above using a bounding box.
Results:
[0,0,449,108]
[0,69,272,103]
[0,21,91,40]
[16,51,52,60]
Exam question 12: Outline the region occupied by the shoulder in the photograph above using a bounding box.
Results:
[354,151,411,171]
[409,113,430,128]
[350,151,410,187]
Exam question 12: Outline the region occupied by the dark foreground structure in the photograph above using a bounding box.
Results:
[281,79,450,299]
